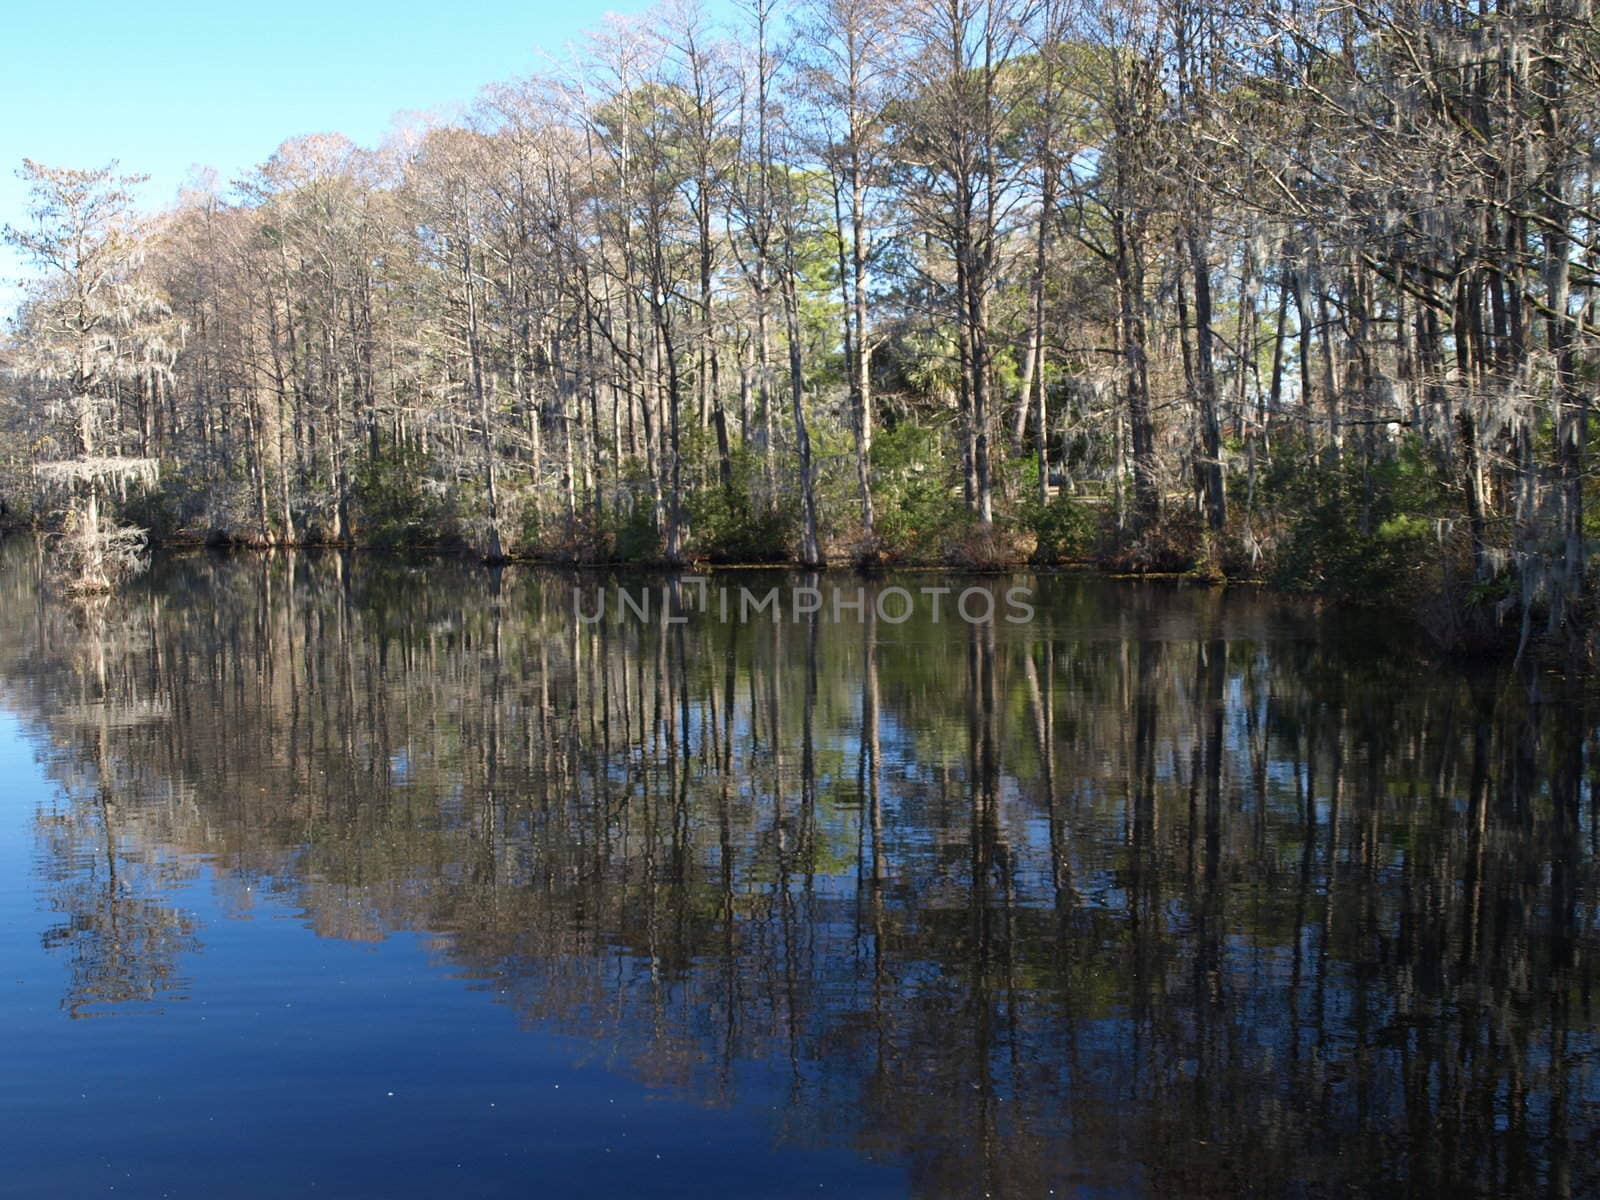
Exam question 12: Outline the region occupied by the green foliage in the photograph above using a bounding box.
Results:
[1021,492,1101,563]
[119,470,209,544]
[596,458,664,564]
[1265,440,1450,605]
[870,421,966,559]
[609,504,661,564]
[352,443,451,550]
[687,447,794,563]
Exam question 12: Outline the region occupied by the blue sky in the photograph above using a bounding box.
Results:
[1,0,679,310]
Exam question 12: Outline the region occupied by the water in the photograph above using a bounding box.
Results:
[0,539,1595,1198]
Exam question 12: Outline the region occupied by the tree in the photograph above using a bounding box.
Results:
[4,161,166,592]
[802,0,904,546]
[895,0,1033,527]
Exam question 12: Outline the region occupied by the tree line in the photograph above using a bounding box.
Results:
[1,0,1596,651]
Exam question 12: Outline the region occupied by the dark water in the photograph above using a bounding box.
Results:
[1,540,1597,1198]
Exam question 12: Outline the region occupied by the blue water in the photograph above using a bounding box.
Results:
[1,547,1594,1198]
[0,709,905,1199]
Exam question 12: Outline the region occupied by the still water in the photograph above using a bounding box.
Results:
[0,538,1596,1198]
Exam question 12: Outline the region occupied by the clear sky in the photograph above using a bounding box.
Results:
[0,0,676,311]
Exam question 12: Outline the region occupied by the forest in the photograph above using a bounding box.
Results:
[0,0,1596,657]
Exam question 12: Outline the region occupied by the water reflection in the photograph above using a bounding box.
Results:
[2,540,1597,1197]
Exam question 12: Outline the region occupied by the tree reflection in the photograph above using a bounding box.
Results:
[1,540,1596,1196]
[17,595,199,1016]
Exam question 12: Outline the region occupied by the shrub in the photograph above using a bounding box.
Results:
[352,443,452,550]
[943,517,1035,569]
[1265,443,1448,606]
[1021,493,1102,563]
[119,470,213,545]
[687,447,794,562]
[610,500,663,564]
[1103,506,1205,574]
[871,422,968,561]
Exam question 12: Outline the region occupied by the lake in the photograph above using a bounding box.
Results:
[0,538,1594,1198]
